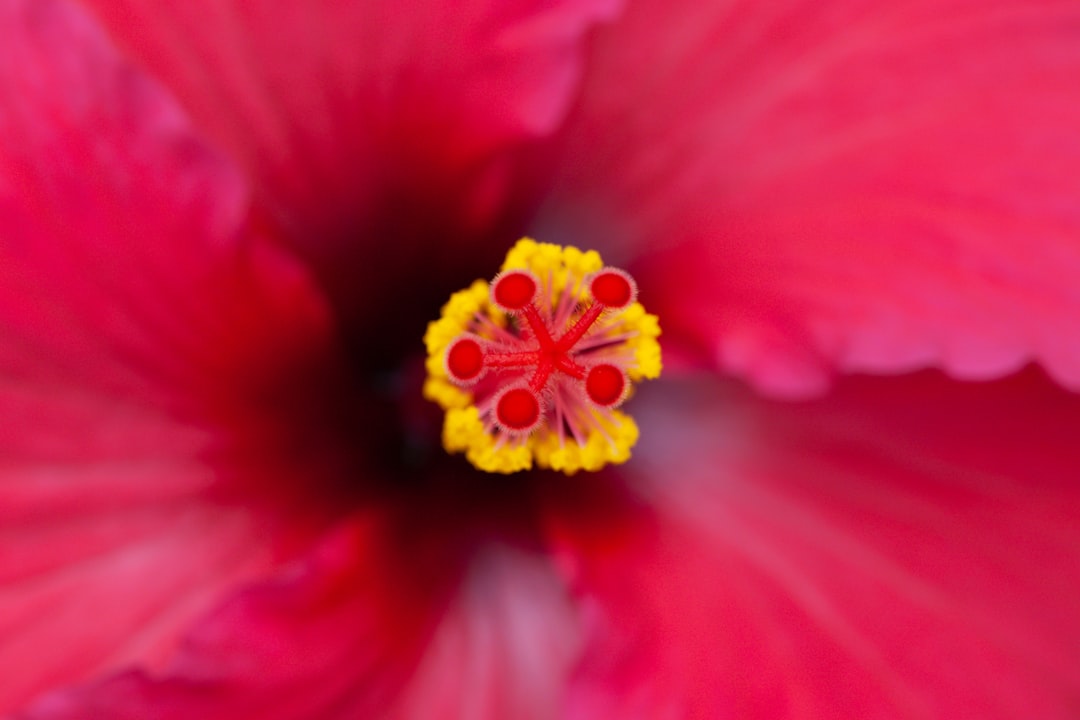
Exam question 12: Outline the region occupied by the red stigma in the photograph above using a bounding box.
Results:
[495,386,542,432]
[585,364,626,406]
[446,337,484,383]
[590,269,636,308]
[492,270,538,311]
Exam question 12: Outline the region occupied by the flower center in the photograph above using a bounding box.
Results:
[423,238,662,474]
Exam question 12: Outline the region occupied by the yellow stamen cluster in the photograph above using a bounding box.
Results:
[423,238,662,474]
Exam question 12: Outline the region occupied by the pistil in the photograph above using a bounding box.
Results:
[423,238,662,474]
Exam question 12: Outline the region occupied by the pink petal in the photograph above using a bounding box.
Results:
[20,519,435,720]
[546,369,1080,719]
[537,0,1080,395]
[22,517,583,720]
[0,0,340,710]
[76,0,623,283]
[391,546,581,719]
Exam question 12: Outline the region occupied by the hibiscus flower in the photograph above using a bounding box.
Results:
[3,0,1080,717]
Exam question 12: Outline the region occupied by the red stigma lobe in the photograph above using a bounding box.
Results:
[492,270,538,311]
[585,364,626,407]
[446,337,484,382]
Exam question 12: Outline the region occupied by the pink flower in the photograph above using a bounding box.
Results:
[3,0,1080,717]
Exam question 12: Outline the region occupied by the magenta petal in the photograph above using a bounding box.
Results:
[20,519,434,720]
[0,0,339,711]
[23,519,583,720]
[548,370,1080,719]
[391,546,581,719]
[78,0,623,248]
[541,0,1080,395]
